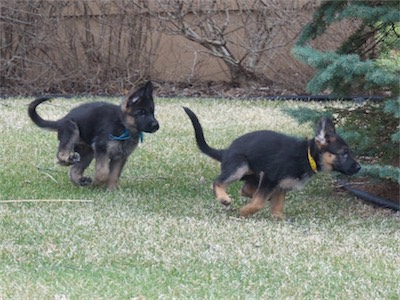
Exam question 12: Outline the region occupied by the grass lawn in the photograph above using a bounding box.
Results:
[0,97,399,299]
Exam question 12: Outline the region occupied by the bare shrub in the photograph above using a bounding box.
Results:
[2,0,352,95]
[149,0,313,89]
[0,0,158,95]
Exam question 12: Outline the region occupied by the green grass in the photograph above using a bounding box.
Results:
[0,97,399,299]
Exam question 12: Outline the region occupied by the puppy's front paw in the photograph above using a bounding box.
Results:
[57,151,80,166]
[218,196,232,206]
[68,152,81,164]
[79,176,92,186]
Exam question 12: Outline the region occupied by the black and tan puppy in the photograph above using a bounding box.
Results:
[183,107,360,218]
[28,81,159,190]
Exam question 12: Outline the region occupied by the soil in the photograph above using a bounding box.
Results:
[347,177,399,203]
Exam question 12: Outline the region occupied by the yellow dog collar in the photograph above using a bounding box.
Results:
[308,147,318,173]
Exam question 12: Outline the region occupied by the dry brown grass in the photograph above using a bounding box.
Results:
[0,97,399,299]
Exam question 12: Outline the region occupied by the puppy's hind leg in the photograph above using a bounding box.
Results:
[239,173,276,218]
[213,161,250,206]
[239,186,273,218]
[57,119,80,166]
[240,175,260,198]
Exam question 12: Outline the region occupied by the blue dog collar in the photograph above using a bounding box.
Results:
[109,129,144,143]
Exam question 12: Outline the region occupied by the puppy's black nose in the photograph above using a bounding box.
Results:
[352,162,361,173]
[150,121,159,132]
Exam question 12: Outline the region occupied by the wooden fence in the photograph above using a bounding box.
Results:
[0,0,354,95]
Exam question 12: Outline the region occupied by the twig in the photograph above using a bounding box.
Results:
[36,165,63,173]
[121,176,168,180]
[43,172,58,183]
[0,199,93,204]
[335,180,366,188]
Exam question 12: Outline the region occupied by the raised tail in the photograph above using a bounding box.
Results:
[28,97,58,130]
[183,107,224,162]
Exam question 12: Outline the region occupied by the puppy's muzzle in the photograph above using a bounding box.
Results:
[144,120,159,133]
[349,161,361,175]
[342,161,361,175]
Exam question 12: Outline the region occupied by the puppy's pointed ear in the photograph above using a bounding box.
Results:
[124,81,153,107]
[315,117,335,148]
[143,81,153,96]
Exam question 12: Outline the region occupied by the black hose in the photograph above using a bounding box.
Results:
[0,92,384,102]
[342,184,399,211]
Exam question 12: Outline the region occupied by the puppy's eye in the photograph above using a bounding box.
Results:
[137,109,146,116]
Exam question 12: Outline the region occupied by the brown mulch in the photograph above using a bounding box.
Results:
[347,177,399,203]
[155,81,299,99]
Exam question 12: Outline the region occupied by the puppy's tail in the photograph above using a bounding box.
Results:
[183,107,224,162]
[28,97,58,130]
